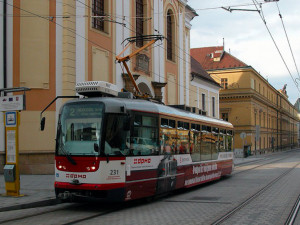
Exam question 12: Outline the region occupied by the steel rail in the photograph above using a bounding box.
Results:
[233,155,291,176]
[0,203,123,225]
[211,161,300,225]
[285,194,300,225]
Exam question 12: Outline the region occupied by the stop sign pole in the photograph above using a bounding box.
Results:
[0,87,30,197]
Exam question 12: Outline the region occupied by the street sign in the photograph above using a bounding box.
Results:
[0,95,25,111]
[0,87,30,197]
[5,112,17,127]
[240,132,246,139]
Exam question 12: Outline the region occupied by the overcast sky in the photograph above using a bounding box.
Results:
[188,0,300,105]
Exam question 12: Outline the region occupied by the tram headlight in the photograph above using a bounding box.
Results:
[86,166,96,171]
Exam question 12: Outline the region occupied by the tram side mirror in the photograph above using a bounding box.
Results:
[123,115,131,131]
[40,117,46,131]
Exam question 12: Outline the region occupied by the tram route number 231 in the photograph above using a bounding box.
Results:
[110,170,119,175]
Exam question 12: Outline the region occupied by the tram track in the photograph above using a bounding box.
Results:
[285,194,300,225]
[0,200,138,225]
[211,161,300,225]
[233,155,291,176]
[1,151,298,225]
[0,203,78,224]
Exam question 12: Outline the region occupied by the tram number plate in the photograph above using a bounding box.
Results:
[110,170,119,175]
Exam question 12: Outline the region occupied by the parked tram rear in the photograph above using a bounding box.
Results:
[51,81,234,202]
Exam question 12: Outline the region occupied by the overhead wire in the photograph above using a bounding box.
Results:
[275,2,300,82]
[74,0,222,102]
[2,0,276,85]
[3,0,218,104]
[251,0,300,93]
[119,15,222,83]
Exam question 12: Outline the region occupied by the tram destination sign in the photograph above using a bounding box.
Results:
[0,95,25,111]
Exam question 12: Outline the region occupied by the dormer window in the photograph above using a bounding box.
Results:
[221,78,228,89]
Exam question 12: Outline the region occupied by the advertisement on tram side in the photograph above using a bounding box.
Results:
[124,154,233,200]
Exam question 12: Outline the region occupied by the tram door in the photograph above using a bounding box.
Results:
[156,155,177,194]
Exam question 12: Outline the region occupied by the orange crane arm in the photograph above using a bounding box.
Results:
[116,36,163,98]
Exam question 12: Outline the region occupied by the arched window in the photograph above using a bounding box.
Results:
[136,0,144,47]
[167,10,174,61]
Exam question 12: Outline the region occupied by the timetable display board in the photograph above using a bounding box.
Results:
[0,95,25,112]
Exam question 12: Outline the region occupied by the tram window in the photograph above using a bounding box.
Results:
[177,121,190,154]
[131,115,159,156]
[169,119,175,128]
[104,114,130,156]
[191,130,201,162]
[213,127,219,133]
[227,136,233,152]
[161,118,168,127]
[212,127,219,160]
[202,125,211,133]
[57,102,103,156]
[226,130,233,152]
[134,115,142,126]
[161,118,175,128]
[227,130,233,135]
[200,126,212,161]
[184,122,189,130]
[219,129,226,152]
[191,123,200,131]
[160,118,176,154]
[143,116,156,126]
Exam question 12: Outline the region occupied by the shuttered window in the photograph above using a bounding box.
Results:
[136,0,144,47]
[167,10,173,60]
[92,0,105,31]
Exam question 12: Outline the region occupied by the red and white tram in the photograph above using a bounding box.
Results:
[52,81,234,202]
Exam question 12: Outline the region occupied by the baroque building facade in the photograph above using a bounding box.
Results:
[0,0,201,173]
[191,46,299,156]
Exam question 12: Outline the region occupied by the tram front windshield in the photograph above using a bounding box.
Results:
[57,102,103,156]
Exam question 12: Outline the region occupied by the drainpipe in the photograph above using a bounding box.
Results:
[3,0,7,90]
[1,0,7,159]
[276,94,279,151]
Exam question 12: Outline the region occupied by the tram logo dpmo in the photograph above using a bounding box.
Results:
[133,158,151,164]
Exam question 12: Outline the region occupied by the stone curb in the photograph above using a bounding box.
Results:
[0,198,59,212]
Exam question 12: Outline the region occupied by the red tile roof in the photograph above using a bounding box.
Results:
[190,56,220,86]
[191,46,248,70]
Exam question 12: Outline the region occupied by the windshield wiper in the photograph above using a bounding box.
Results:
[60,145,77,165]
[57,123,77,165]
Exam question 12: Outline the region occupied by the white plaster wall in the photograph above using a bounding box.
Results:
[153,0,159,82]
[185,33,189,105]
[191,79,220,118]
[6,1,13,89]
[0,1,3,152]
[56,0,63,125]
[115,0,130,90]
[0,1,3,90]
[0,1,14,152]
[76,0,85,84]
[153,0,165,101]
[179,11,184,104]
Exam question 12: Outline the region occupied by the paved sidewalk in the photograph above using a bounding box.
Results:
[0,152,280,212]
[0,175,57,212]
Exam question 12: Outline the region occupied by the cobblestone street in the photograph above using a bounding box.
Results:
[0,149,299,225]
